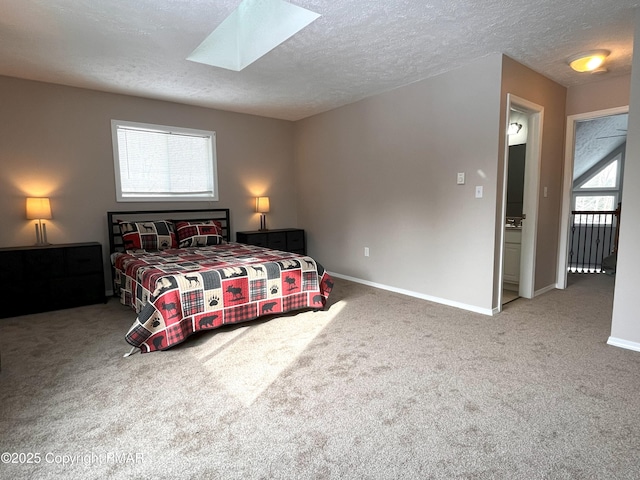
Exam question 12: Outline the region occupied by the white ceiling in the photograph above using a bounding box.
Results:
[574,113,628,181]
[1,0,638,121]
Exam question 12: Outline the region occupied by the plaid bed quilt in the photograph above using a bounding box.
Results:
[113,243,334,353]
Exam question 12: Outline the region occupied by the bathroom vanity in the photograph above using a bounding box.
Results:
[503,226,522,289]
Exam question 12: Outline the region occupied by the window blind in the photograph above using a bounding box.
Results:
[112,120,217,201]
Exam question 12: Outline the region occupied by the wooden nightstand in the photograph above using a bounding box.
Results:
[236,228,306,255]
[0,242,106,318]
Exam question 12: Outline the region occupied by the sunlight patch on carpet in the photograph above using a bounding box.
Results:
[189,301,345,406]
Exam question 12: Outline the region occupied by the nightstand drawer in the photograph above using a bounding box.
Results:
[0,251,24,281]
[66,245,103,274]
[287,230,305,251]
[267,232,287,250]
[242,233,267,247]
[0,242,105,318]
[53,273,106,306]
[236,228,306,255]
[23,249,65,277]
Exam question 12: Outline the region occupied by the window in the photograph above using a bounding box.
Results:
[574,195,616,225]
[111,120,218,202]
[579,160,618,189]
[575,195,616,211]
[572,155,622,225]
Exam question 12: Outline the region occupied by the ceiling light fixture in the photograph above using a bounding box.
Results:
[187,0,321,72]
[567,49,610,73]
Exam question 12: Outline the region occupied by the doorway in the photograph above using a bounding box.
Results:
[503,142,526,304]
[499,94,544,309]
[557,106,629,288]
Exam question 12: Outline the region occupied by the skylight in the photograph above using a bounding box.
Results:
[187,0,321,71]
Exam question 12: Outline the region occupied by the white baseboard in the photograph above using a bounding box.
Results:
[607,336,640,353]
[328,272,494,316]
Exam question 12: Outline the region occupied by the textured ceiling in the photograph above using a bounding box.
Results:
[574,114,628,181]
[0,0,638,121]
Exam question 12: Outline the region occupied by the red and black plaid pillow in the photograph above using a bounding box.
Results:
[119,220,178,251]
[174,220,224,248]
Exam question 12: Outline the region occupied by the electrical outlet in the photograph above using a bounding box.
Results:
[364,247,370,257]
[457,172,465,185]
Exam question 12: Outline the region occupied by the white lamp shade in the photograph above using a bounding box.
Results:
[256,196,270,213]
[26,197,52,220]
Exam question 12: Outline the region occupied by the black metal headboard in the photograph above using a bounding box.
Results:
[107,208,231,254]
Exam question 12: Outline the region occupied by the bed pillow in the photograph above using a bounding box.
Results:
[174,220,224,247]
[119,220,178,251]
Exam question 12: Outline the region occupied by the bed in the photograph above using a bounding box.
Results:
[108,209,333,354]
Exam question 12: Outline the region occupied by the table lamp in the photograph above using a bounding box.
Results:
[256,196,270,231]
[26,197,52,245]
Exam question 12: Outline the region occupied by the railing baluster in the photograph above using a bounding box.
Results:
[579,213,585,272]
[583,215,588,272]
[592,215,596,271]
[607,213,614,257]
[596,213,603,272]
[569,217,576,273]
[569,209,619,274]
[587,213,596,273]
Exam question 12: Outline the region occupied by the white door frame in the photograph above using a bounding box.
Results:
[498,94,543,309]
[556,105,629,289]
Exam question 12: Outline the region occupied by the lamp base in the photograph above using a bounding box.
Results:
[34,222,51,246]
[259,214,268,231]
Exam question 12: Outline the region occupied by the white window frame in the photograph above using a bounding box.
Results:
[572,153,622,225]
[573,193,618,225]
[111,119,218,202]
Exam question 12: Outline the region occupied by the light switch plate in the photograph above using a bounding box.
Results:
[475,186,483,198]
[457,172,465,185]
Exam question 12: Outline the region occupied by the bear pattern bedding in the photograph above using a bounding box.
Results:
[112,243,333,353]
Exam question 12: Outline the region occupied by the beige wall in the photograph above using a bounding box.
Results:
[0,75,296,280]
[499,56,567,301]
[0,56,602,320]
[566,74,631,116]
[611,13,640,350]
[293,53,566,313]
[295,55,504,313]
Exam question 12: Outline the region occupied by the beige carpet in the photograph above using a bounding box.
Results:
[1,274,639,479]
